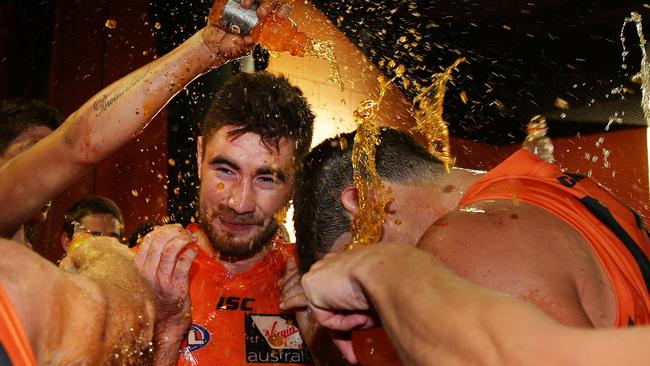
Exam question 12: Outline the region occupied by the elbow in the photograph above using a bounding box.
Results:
[61,112,103,166]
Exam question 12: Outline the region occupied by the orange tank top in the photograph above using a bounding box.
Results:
[459,149,650,326]
[177,232,313,365]
[0,285,37,366]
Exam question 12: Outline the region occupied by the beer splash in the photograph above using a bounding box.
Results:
[307,39,345,91]
[410,57,465,172]
[349,66,405,246]
[274,203,289,224]
[621,12,650,124]
[266,38,344,91]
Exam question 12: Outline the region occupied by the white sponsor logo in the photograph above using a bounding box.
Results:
[250,315,303,350]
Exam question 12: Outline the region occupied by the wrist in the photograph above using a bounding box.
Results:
[353,244,412,309]
[156,311,191,335]
[155,320,188,346]
[198,27,228,69]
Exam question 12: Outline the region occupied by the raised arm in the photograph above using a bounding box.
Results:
[0,0,288,237]
[302,243,650,366]
[1,237,156,364]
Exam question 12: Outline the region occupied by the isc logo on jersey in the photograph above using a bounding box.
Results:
[181,323,211,352]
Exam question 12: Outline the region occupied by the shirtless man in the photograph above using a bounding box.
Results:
[0,235,158,365]
[284,128,650,361]
[302,242,650,365]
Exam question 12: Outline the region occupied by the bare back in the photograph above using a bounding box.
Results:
[417,199,616,328]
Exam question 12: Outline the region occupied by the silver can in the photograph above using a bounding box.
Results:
[221,0,260,35]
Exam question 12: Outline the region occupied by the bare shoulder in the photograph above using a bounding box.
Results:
[0,239,110,363]
[417,199,613,327]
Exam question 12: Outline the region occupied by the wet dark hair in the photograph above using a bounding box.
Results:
[201,71,314,164]
[0,99,63,155]
[294,128,445,273]
[62,196,124,239]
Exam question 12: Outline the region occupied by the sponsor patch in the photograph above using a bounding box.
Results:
[245,314,313,364]
[181,323,211,353]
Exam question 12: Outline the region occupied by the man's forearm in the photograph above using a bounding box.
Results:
[62,31,224,164]
[356,245,562,366]
[0,30,224,236]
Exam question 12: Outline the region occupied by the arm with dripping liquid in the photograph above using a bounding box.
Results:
[302,243,650,365]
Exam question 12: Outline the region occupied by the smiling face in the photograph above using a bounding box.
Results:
[197,126,296,258]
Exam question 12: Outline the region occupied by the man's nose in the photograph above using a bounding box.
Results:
[226,180,255,214]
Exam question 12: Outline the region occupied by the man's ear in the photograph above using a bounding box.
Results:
[60,232,71,252]
[196,136,204,180]
[341,186,359,216]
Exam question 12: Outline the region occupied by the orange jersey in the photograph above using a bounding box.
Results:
[177,233,313,365]
[459,149,650,326]
[0,285,37,366]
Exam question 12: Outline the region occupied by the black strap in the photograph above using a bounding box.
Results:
[579,196,650,296]
[0,343,12,366]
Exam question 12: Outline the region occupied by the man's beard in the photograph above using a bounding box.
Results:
[199,203,278,259]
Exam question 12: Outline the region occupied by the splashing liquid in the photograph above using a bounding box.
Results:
[621,12,650,124]
[348,70,404,366]
[410,58,464,172]
[307,39,345,91]
[274,203,289,224]
[349,69,404,247]
[211,0,344,90]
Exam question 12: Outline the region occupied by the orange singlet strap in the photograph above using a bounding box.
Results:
[0,285,37,366]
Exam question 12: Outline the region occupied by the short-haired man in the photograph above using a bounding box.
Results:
[0,99,63,247]
[136,71,315,365]
[60,195,125,251]
[291,128,650,353]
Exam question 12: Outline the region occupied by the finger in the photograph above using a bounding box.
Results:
[134,234,152,271]
[171,246,199,284]
[240,0,254,8]
[275,3,291,18]
[240,42,256,56]
[257,0,278,18]
[157,234,194,282]
[330,335,358,365]
[281,281,304,303]
[278,258,298,288]
[142,225,185,278]
[286,257,297,270]
[243,35,255,46]
[279,292,308,310]
[280,272,301,294]
[311,307,371,332]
